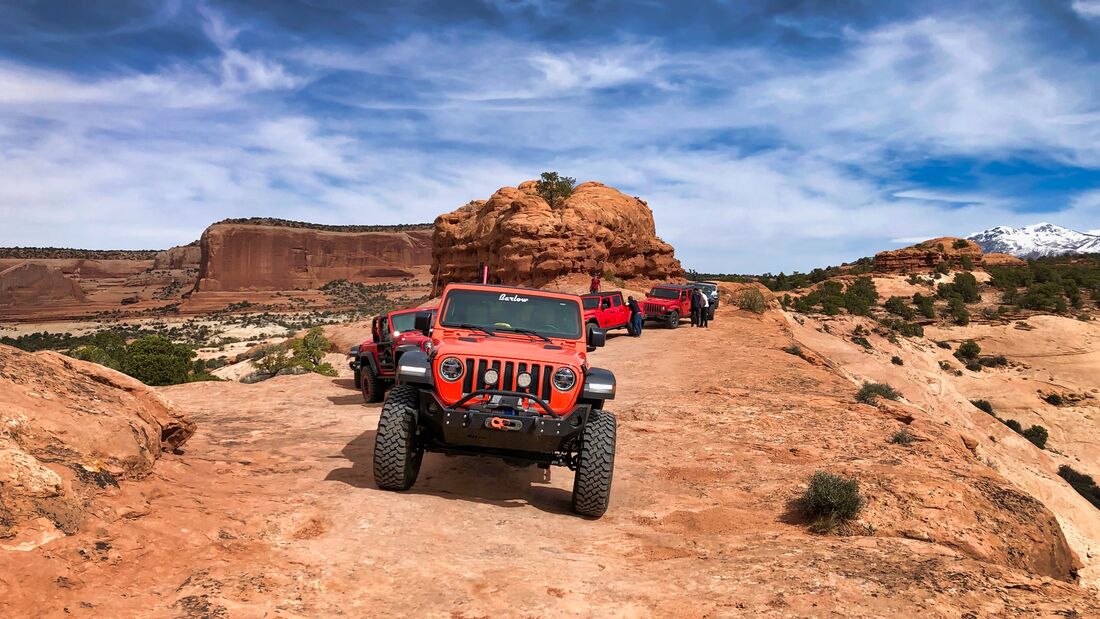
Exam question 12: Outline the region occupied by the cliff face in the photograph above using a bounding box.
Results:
[0,262,86,306]
[194,223,433,292]
[152,243,201,271]
[432,181,683,292]
[873,237,1023,272]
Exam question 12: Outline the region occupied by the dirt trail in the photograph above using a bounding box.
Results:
[3,308,1098,617]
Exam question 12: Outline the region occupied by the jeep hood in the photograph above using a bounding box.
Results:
[433,334,586,368]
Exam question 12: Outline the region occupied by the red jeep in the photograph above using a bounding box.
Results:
[582,291,635,339]
[372,283,618,517]
[641,285,693,328]
[349,306,438,403]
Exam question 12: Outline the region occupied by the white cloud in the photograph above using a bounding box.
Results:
[1072,1,1100,19]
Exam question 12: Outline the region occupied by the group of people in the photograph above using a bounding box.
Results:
[690,287,710,328]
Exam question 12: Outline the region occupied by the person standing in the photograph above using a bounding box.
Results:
[690,287,701,327]
[628,296,643,337]
[698,289,710,328]
[589,272,602,294]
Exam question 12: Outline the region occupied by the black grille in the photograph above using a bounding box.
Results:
[458,357,555,402]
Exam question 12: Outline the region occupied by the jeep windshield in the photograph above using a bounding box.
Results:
[440,289,582,339]
[390,310,430,335]
[692,283,717,294]
[582,297,600,310]
[649,288,681,300]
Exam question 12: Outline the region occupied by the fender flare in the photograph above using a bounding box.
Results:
[396,350,434,386]
[582,367,616,401]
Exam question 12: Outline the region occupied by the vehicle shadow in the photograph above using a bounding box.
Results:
[325,430,574,515]
[332,378,357,391]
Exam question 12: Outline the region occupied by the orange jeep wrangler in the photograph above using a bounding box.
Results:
[372,283,618,517]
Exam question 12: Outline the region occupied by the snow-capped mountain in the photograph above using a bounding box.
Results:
[967,223,1100,259]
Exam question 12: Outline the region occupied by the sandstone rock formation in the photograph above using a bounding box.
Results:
[0,344,194,541]
[0,262,86,306]
[152,242,201,271]
[982,252,1027,266]
[873,236,1024,272]
[194,220,433,292]
[432,181,683,291]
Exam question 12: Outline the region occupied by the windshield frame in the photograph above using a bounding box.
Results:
[440,289,583,339]
[582,297,600,310]
[390,310,430,335]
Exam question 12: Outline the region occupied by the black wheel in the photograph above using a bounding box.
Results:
[708,307,716,321]
[626,320,636,336]
[373,385,423,490]
[668,310,679,329]
[586,322,598,345]
[571,410,616,517]
[353,368,362,390]
[361,363,385,403]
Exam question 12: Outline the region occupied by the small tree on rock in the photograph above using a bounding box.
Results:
[535,171,576,208]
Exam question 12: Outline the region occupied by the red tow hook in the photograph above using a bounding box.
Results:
[487,417,523,431]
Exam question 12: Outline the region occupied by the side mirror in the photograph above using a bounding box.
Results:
[587,326,606,352]
[414,311,433,336]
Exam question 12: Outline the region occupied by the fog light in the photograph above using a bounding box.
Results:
[484,368,499,385]
[516,372,532,388]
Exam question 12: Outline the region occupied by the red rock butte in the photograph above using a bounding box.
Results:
[873,236,1025,272]
[193,219,433,292]
[431,181,683,292]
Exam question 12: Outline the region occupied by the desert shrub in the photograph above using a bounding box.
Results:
[891,355,903,366]
[1058,465,1100,509]
[884,296,915,319]
[205,357,228,370]
[878,317,923,337]
[857,382,900,404]
[907,274,925,285]
[938,272,980,303]
[948,295,970,325]
[1042,393,1064,406]
[938,360,953,371]
[782,344,803,356]
[252,328,337,378]
[800,471,865,533]
[965,360,982,372]
[1022,425,1049,449]
[121,336,196,386]
[978,355,1007,367]
[955,339,981,361]
[935,340,952,350]
[889,428,915,445]
[535,171,576,208]
[843,277,879,316]
[952,239,970,249]
[734,288,768,314]
[1019,282,1068,313]
[1002,418,1024,433]
[971,399,994,414]
[912,293,936,319]
[960,255,975,270]
[935,261,950,276]
[852,336,872,350]
[254,345,294,375]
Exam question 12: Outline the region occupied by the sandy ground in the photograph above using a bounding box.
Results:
[2,307,1099,617]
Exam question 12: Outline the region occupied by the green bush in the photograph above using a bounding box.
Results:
[852,335,872,350]
[955,339,981,361]
[965,360,982,372]
[535,171,576,208]
[734,288,768,314]
[843,277,878,316]
[952,239,970,250]
[889,428,915,445]
[978,355,1007,367]
[884,296,915,319]
[960,255,974,270]
[891,355,903,366]
[1002,418,1024,433]
[1042,393,1064,406]
[948,295,970,325]
[1022,425,1048,449]
[857,382,900,404]
[912,293,936,319]
[1058,465,1100,509]
[938,272,980,303]
[782,344,803,356]
[935,340,952,350]
[971,399,994,414]
[800,471,865,533]
[121,336,196,386]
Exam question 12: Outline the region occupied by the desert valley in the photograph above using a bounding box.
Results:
[2,179,1100,617]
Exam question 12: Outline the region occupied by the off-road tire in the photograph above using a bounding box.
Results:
[668,310,680,329]
[373,385,423,490]
[586,321,598,345]
[571,410,616,517]
[708,307,716,321]
[353,368,362,390]
[625,320,637,336]
[361,363,384,403]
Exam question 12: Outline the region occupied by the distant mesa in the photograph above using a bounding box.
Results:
[0,262,86,307]
[968,222,1100,259]
[193,218,434,292]
[432,180,683,292]
[873,237,1024,273]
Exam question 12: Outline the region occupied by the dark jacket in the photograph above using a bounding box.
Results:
[628,299,641,316]
[690,290,702,310]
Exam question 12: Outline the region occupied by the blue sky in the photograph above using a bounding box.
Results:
[1,0,1100,273]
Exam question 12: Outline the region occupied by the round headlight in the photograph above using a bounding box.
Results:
[483,368,500,386]
[552,367,576,391]
[422,340,434,354]
[439,357,463,382]
[516,372,532,388]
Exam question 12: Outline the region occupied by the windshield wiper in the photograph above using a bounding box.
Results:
[497,327,551,342]
[456,323,497,337]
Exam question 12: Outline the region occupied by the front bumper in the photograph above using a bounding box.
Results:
[419,389,590,461]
